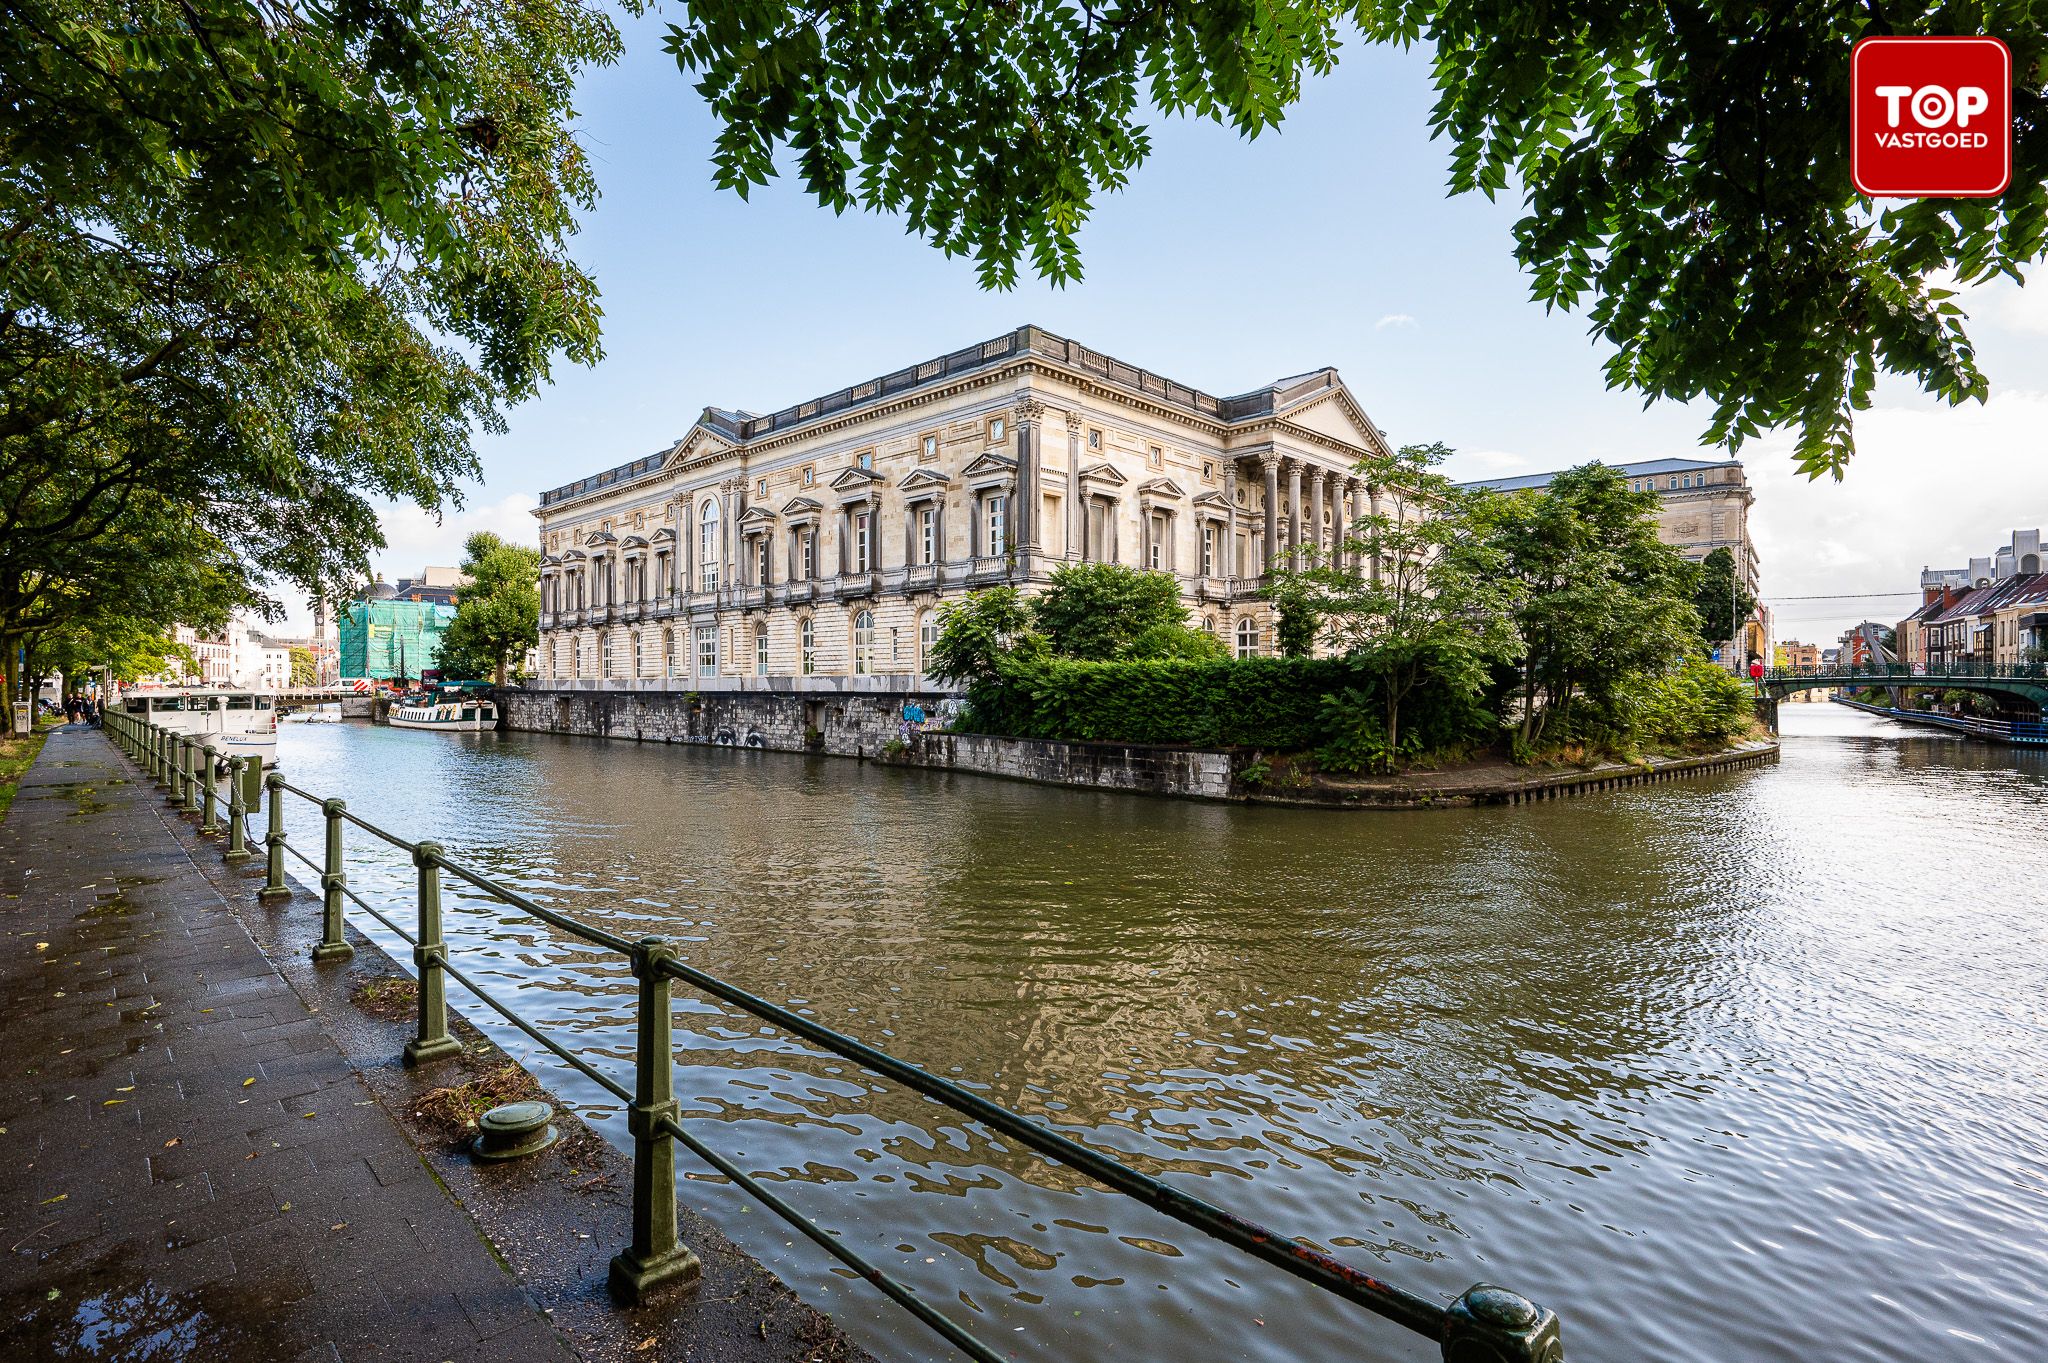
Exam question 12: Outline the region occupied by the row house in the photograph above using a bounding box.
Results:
[1898,573,2048,670]
[531,325,1394,692]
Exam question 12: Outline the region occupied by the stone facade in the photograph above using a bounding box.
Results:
[1459,456,1768,666]
[530,325,1392,691]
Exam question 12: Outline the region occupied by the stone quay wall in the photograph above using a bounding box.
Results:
[502,684,940,759]
[502,687,1775,806]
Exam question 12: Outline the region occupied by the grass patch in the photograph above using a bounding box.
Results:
[413,1062,549,1134]
[351,975,419,1021]
[0,728,49,824]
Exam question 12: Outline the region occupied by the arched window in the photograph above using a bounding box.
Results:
[1236,619,1259,660]
[853,609,875,674]
[799,617,816,676]
[631,631,642,678]
[597,630,610,678]
[1202,615,1215,635]
[699,500,721,591]
[755,622,770,676]
[917,612,939,675]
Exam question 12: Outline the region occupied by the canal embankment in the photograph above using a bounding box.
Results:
[0,725,864,1363]
[1831,694,2048,745]
[503,685,1777,804]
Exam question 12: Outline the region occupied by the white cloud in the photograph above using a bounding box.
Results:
[1374,313,1417,330]
[1747,386,2048,643]
[273,490,539,633]
[1452,448,1533,475]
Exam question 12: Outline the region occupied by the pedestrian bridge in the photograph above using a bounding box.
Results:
[1763,662,2048,710]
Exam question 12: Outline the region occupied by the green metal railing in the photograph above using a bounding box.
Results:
[1764,660,2048,682]
[101,707,1565,1363]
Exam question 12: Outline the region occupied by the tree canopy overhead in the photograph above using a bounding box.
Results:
[665,2,2046,476]
[2,0,628,729]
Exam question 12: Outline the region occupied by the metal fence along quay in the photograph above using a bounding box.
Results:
[102,708,1567,1363]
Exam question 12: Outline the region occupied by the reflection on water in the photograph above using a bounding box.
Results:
[271,704,2048,1362]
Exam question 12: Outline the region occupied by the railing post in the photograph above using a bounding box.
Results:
[166,735,185,804]
[259,772,290,900]
[608,936,701,1304]
[149,725,163,784]
[182,740,202,814]
[223,757,251,862]
[402,841,462,1068]
[199,750,220,835]
[1442,1285,1563,1363]
[312,798,354,963]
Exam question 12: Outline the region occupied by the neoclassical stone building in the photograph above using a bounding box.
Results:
[533,325,1391,693]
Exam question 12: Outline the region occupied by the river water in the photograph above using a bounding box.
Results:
[266,704,2048,1362]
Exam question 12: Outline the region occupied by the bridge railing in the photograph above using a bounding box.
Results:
[1765,661,2048,683]
[99,707,1565,1363]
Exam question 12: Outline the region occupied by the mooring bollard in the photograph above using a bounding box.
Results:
[403,841,463,1068]
[224,757,251,862]
[607,936,701,1304]
[259,771,290,900]
[312,798,354,963]
[1442,1284,1564,1362]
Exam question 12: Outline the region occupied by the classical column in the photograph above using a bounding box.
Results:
[1309,469,1325,567]
[1065,412,1083,561]
[1259,455,1280,579]
[1368,483,1383,583]
[1340,478,1362,573]
[1015,397,1043,565]
[1285,458,1303,563]
[721,478,741,593]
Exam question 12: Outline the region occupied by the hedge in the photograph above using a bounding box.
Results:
[963,657,1379,749]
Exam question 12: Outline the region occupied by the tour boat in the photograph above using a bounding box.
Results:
[122,688,280,768]
[389,685,498,732]
[282,702,343,724]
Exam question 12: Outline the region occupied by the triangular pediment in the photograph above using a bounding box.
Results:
[585,530,617,547]
[829,464,884,491]
[961,451,1018,481]
[1191,489,1230,509]
[1269,379,1391,458]
[649,526,677,544]
[667,420,734,467]
[620,533,648,549]
[779,495,823,517]
[1078,462,1128,487]
[897,467,952,492]
[736,504,777,527]
[1137,477,1186,500]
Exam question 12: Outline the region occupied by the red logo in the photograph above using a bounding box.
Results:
[1852,37,2010,197]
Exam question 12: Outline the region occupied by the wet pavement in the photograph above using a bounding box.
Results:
[0,727,572,1361]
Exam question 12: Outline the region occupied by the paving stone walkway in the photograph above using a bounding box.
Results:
[0,725,574,1361]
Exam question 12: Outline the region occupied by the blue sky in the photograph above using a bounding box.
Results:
[356,17,2048,647]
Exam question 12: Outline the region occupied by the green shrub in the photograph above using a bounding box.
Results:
[1632,656,1751,745]
[1313,687,1393,773]
[965,656,1374,748]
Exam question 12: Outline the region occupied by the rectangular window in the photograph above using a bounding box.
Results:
[986,495,1007,556]
[1087,428,1102,451]
[857,450,874,470]
[1202,460,1215,482]
[920,432,940,462]
[989,415,1006,445]
[800,529,816,580]
[800,619,816,675]
[1148,444,1163,468]
[756,477,768,498]
[1149,514,1165,570]
[801,465,815,486]
[756,627,769,675]
[754,538,770,586]
[1202,525,1216,576]
[919,506,937,565]
[854,511,872,572]
[696,626,718,675]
